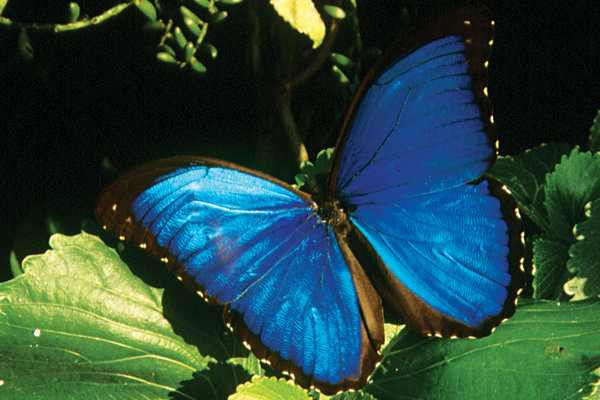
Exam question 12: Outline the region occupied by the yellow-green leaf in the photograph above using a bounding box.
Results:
[0,0,8,16]
[269,0,325,48]
[230,376,309,400]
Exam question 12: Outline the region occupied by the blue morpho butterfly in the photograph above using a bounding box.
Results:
[96,4,524,395]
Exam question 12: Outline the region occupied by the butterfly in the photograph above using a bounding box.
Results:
[96,4,524,395]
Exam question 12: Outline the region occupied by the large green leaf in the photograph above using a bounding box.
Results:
[365,299,600,400]
[487,143,571,231]
[545,149,600,241]
[0,233,261,399]
[567,198,600,299]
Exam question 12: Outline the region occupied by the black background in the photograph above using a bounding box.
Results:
[1,0,600,281]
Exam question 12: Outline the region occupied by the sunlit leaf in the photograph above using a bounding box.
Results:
[269,0,326,48]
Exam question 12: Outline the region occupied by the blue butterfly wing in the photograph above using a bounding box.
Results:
[96,157,383,393]
[329,6,523,336]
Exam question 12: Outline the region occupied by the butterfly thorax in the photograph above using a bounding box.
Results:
[316,198,350,229]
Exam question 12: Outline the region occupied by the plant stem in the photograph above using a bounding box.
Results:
[0,2,133,33]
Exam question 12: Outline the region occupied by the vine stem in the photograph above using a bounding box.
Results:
[277,87,309,166]
[287,18,339,91]
[281,19,340,166]
[0,1,133,32]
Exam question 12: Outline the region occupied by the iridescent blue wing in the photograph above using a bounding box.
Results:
[327,5,523,337]
[96,157,383,394]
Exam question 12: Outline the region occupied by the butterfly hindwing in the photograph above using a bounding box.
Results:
[96,156,383,393]
[328,6,523,337]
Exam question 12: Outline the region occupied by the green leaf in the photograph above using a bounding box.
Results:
[190,58,207,74]
[191,0,211,9]
[383,323,405,351]
[0,233,261,399]
[157,51,178,64]
[331,391,377,400]
[532,237,570,299]
[158,43,176,57]
[365,299,600,400]
[589,109,600,153]
[142,19,165,33]
[567,198,600,299]
[230,376,309,400]
[545,149,600,240]
[173,26,188,49]
[137,0,157,21]
[67,2,80,23]
[313,148,334,174]
[331,64,350,84]
[0,0,8,16]
[487,143,571,230]
[293,149,333,189]
[17,30,34,61]
[183,16,202,37]
[329,52,353,69]
[210,10,228,24]
[200,42,218,59]
[269,0,326,48]
[185,42,195,62]
[181,5,201,24]
[322,5,346,20]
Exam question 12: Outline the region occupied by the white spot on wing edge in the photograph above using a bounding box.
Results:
[515,207,522,219]
[519,257,525,272]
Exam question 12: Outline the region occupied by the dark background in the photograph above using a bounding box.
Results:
[1,0,600,281]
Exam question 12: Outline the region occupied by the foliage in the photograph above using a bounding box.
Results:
[488,146,600,302]
[2,1,600,399]
[367,299,600,400]
[0,232,263,399]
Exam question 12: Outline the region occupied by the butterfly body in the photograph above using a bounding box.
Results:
[97,5,524,394]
